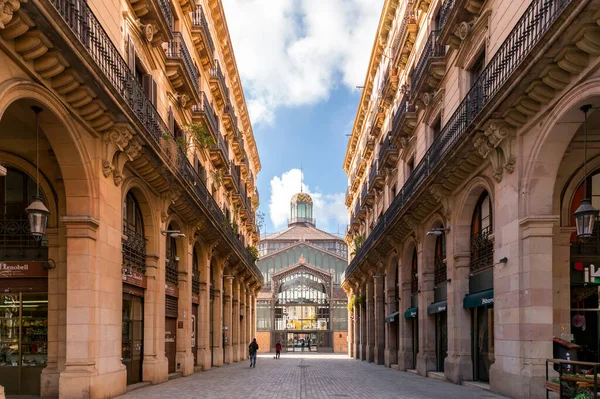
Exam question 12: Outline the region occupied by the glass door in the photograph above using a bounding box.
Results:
[0,293,48,395]
[122,294,143,385]
[473,305,494,382]
[436,312,447,372]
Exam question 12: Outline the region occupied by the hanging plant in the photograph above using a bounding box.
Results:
[211,169,224,189]
[246,245,259,263]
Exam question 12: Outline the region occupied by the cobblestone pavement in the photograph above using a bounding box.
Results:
[117,353,507,399]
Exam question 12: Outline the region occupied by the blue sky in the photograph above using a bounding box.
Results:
[222,0,384,235]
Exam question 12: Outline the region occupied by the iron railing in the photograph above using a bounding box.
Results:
[434,256,447,286]
[379,133,396,162]
[191,5,215,56]
[210,60,229,99]
[411,30,445,97]
[157,0,173,31]
[392,95,410,133]
[167,32,200,95]
[212,131,229,160]
[345,0,571,280]
[193,92,219,135]
[192,266,200,294]
[438,0,455,33]
[391,2,414,61]
[470,226,494,274]
[165,248,179,286]
[224,102,238,130]
[0,215,39,249]
[122,223,147,273]
[47,0,262,281]
[411,274,418,295]
[368,161,378,189]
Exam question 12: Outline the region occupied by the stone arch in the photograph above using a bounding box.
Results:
[422,214,447,274]
[401,238,419,286]
[0,152,59,227]
[522,77,600,218]
[385,251,399,295]
[121,177,160,254]
[453,176,495,255]
[0,78,96,217]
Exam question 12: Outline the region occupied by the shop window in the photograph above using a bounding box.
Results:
[122,192,147,274]
[434,227,447,286]
[470,191,493,274]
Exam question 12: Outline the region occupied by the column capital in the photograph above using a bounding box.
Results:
[519,215,559,238]
[60,215,99,240]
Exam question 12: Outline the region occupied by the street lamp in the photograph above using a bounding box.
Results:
[25,106,50,241]
[574,104,598,240]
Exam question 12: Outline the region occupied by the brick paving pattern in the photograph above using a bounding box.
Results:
[117,353,507,399]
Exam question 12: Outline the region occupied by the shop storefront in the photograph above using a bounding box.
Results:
[122,289,143,385]
[404,307,418,368]
[165,289,178,374]
[0,263,48,396]
[192,250,200,366]
[427,300,447,372]
[464,289,494,382]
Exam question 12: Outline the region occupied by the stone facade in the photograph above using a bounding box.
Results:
[0,0,261,398]
[342,0,600,398]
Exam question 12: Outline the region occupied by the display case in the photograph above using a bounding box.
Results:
[546,358,600,398]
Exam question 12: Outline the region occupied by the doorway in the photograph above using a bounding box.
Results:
[472,305,494,382]
[435,312,447,372]
[122,293,143,385]
[286,332,317,352]
[411,318,419,369]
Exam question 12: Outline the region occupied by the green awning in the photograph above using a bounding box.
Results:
[404,307,417,319]
[427,300,447,315]
[463,289,494,309]
[385,311,400,323]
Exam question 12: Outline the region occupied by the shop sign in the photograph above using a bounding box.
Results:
[122,268,147,288]
[165,282,178,297]
[0,261,48,278]
[165,329,175,343]
[584,264,600,284]
[481,297,494,305]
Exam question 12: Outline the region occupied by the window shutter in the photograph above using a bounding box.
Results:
[168,107,174,134]
[127,35,136,74]
[151,78,157,107]
[142,74,158,106]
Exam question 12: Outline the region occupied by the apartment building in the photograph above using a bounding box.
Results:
[0,0,262,397]
[342,0,600,397]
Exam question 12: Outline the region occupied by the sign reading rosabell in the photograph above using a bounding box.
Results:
[0,261,47,278]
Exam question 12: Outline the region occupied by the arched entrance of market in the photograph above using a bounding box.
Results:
[272,263,333,352]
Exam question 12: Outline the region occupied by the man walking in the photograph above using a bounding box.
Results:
[249,338,259,367]
[275,341,282,359]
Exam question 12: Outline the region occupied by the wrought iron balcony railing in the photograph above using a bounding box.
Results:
[210,60,229,98]
[224,102,238,131]
[438,0,455,32]
[368,161,378,190]
[470,226,494,274]
[344,0,571,281]
[192,92,219,136]
[46,0,262,279]
[192,267,200,294]
[379,133,396,162]
[392,95,409,133]
[165,248,179,286]
[0,215,39,249]
[167,32,200,95]
[434,257,447,286]
[191,5,215,56]
[122,223,147,274]
[411,30,445,97]
[212,132,229,160]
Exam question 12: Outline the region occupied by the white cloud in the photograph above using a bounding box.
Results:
[222,0,384,124]
[269,169,347,230]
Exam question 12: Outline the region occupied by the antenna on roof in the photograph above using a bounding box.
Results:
[300,161,303,193]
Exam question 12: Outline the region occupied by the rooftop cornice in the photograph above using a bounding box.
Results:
[343,0,399,174]
[207,0,261,174]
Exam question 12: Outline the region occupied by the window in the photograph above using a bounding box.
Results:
[1,168,43,217]
[122,192,146,273]
[470,51,485,86]
[432,116,441,142]
[406,156,415,179]
[470,191,493,274]
[434,228,446,286]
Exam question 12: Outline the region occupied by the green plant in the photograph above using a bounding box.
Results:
[178,122,215,152]
[211,169,224,189]
[246,245,259,262]
[351,235,364,256]
[347,296,356,311]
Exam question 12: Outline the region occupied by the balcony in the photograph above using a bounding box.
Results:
[369,160,385,192]
[209,133,228,168]
[379,133,400,169]
[411,30,446,107]
[362,137,375,160]
[345,187,354,207]
[209,60,229,108]
[391,96,418,142]
[392,7,418,70]
[343,0,573,283]
[252,188,260,209]
[356,156,367,179]
[126,0,173,46]
[223,161,241,192]
[191,5,216,70]
[41,0,263,278]
[223,103,239,138]
[363,174,375,206]
[165,32,201,106]
[238,149,249,176]
[191,92,218,140]
[350,170,359,193]
[379,67,400,111]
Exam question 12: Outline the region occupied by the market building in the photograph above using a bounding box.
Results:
[342,0,600,398]
[0,0,262,397]
[256,192,349,353]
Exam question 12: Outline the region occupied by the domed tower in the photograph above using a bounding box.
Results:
[289,192,315,226]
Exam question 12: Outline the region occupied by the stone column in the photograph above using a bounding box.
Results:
[360,285,367,361]
[223,275,233,364]
[197,245,211,370]
[398,280,413,371]
[553,227,573,341]
[245,290,251,360]
[384,274,398,367]
[0,385,4,399]
[239,285,247,360]
[417,250,436,376]
[211,260,224,367]
[176,236,194,376]
[347,290,354,358]
[445,252,472,383]
[489,216,558,399]
[232,278,240,362]
[353,300,360,359]
[374,276,385,365]
[366,277,375,363]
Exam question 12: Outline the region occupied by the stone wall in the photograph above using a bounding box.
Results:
[256,331,271,354]
[334,332,348,353]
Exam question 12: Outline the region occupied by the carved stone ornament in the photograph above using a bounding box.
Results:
[421,92,432,107]
[0,0,21,29]
[457,20,474,40]
[160,185,182,222]
[101,124,142,186]
[473,119,516,182]
[429,184,452,223]
[179,93,190,108]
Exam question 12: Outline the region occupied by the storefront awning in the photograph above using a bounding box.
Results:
[463,289,494,309]
[385,311,400,323]
[427,300,447,315]
[404,307,417,319]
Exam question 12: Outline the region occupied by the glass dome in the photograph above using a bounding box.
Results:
[289,192,315,226]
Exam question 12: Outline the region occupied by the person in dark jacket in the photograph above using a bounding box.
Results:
[249,338,259,367]
[275,341,282,359]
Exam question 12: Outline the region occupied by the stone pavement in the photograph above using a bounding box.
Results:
[117,353,507,399]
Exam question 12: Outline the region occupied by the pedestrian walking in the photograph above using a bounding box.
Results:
[307,340,311,352]
[301,340,305,351]
[275,341,282,359]
[249,338,259,368]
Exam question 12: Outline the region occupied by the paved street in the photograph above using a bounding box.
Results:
[117,353,506,399]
